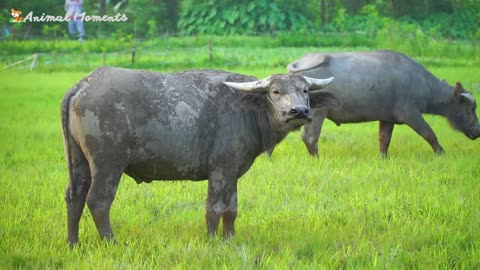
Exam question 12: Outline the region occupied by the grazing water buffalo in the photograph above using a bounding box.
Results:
[62,67,339,246]
[286,50,480,157]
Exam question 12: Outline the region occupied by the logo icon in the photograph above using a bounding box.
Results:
[11,8,24,23]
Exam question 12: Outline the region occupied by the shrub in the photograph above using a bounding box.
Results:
[177,0,315,35]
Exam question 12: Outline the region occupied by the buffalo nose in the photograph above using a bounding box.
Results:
[288,106,310,118]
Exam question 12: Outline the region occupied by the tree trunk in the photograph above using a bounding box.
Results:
[97,0,106,36]
[391,0,397,17]
[100,0,106,16]
[326,0,333,23]
[23,23,32,39]
[164,0,179,31]
[452,0,456,14]
[424,0,429,17]
[320,0,326,26]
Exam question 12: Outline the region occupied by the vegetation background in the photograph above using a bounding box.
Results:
[1,0,480,269]
[2,0,480,40]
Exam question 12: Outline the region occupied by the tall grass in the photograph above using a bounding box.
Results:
[375,20,479,60]
[1,31,477,57]
[0,33,373,55]
[1,46,372,73]
[2,46,480,82]
[0,52,479,269]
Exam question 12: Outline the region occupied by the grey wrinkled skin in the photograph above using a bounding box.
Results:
[61,67,339,246]
[284,50,480,157]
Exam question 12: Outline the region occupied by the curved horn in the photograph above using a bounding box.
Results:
[460,93,475,104]
[223,77,271,93]
[303,76,334,91]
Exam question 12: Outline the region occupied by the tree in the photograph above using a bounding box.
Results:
[321,0,326,25]
[178,0,316,35]
[391,0,396,16]
[99,0,106,15]
[98,0,107,35]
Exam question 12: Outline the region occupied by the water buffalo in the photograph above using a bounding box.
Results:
[286,50,480,157]
[62,67,339,246]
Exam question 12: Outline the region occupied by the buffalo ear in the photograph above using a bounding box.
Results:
[310,92,340,109]
[453,82,475,104]
[454,82,465,96]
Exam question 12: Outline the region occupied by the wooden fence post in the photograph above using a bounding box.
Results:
[132,46,136,64]
[208,38,213,62]
[30,53,38,71]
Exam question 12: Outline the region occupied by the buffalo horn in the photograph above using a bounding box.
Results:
[303,76,334,91]
[223,77,271,93]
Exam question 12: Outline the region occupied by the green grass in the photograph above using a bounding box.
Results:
[0,33,374,55]
[3,46,480,79]
[0,51,480,269]
[1,34,478,73]
[1,46,373,73]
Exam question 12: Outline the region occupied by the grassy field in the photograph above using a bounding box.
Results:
[1,49,480,269]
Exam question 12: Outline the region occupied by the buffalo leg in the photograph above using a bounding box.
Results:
[405,114,445,154]
[205,171,238,238]
[301,113,326,156]
[86,163,124,242]
[379,121,395,158]
[65,142,91,247]
[221,190,237,238]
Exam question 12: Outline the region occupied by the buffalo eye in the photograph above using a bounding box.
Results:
[303,89,308,93]
[272,89,280,95]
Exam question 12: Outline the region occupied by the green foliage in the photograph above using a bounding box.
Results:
[41,25,63,39]
[322,4,387,34]
[376,19,428,55]
[146,18,158,38]
[319,2,479,41]
[177,0,315,35]
[325,7,386,35]
[2,0,479,42]
[375,17,479,60]
[360,4,384,36]
[120,0,172,38]
[420,9,480,40]
[332,7,347,32]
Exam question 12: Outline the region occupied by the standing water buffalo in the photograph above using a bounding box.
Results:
[62,67,339,246]
[286,50,480,157]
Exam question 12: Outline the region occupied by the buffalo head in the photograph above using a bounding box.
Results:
[447,82,480,139]
[224,74,338,127]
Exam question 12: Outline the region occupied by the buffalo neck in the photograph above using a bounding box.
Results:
[425,79,455,117]
[253,105,291,153]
